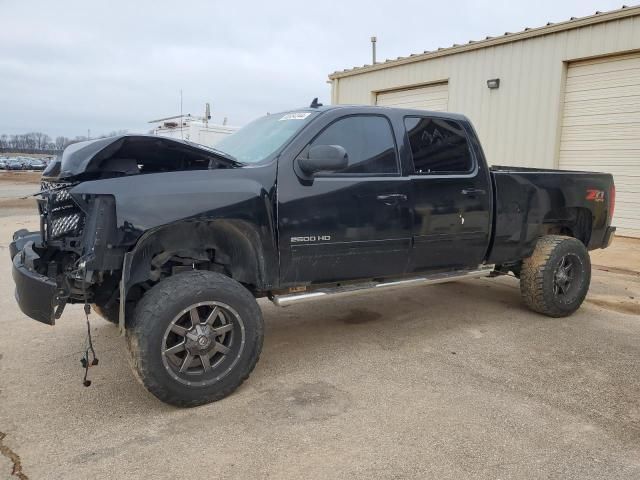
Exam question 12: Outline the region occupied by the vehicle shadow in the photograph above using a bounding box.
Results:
[67,277,528,412]
[258,277,525,365]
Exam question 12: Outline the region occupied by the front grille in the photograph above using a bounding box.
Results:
[50,211,83,238]
[41,181,72,202]
[40,181,84,240]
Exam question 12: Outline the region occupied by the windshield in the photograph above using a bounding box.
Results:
[215,111,319,164]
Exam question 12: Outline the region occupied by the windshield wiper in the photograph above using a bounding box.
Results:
[184,141,245,166]
[212,151,245,167]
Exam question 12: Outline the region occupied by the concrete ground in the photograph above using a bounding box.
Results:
[1,173,639,479]
[0,172,39,218]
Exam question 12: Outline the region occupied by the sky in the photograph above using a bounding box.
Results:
[0,0,628,138]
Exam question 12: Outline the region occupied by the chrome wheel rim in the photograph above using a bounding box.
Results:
[161,301,245,387]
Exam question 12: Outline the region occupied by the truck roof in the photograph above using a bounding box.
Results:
[291,104,470,122]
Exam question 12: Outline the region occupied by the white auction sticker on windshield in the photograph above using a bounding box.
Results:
[279,112,311,121]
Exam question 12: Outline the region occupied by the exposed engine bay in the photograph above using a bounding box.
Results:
[50,134,241,182]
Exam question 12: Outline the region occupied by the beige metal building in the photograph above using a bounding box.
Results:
[328,6,640,237]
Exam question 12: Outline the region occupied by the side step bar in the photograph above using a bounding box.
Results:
[270,264,495,307]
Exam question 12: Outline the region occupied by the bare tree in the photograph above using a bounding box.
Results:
[0,129,130,152]
[32,132,51,150]
[100,130,128,138]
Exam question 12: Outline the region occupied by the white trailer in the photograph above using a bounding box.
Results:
[149,106,239,147]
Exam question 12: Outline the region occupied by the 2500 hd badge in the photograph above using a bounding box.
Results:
[291,235,331,243]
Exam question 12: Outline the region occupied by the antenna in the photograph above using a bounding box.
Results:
[205,102,211,125]
[371,36,377,64]
[180,89,183,140]
[310,97,323,108]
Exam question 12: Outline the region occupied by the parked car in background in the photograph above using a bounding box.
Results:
[19,157,33,169]
[5,159,25,170]
[0,158,7,169]
[26,158,47,171]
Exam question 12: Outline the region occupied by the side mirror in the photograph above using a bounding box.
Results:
[297,145,348,176]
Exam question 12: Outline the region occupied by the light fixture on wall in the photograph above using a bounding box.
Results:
[487,78,500,89]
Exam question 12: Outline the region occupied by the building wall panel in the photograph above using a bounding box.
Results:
[559,51,640,237]
[332,14,640,169]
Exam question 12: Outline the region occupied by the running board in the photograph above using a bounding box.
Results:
[270,264,495,307]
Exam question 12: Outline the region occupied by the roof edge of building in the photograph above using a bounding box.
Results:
[328,5,640,80]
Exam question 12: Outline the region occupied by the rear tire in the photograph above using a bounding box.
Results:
[126,271,263,407]
[520,235,591,317]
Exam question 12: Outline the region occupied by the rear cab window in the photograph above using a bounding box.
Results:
[404,117,474,174]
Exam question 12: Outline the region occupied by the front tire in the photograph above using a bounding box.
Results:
[520,235,591,317]
[126,271,263,407]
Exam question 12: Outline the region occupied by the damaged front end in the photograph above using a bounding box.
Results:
[10,134,245,326]
[11,180,122,325]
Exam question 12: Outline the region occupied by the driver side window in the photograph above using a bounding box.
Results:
[310,115,399,175]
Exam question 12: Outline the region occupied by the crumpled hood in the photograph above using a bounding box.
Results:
[44,134,237,181]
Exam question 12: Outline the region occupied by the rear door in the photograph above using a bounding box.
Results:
[277,114,412,285]
[403,116,492,271]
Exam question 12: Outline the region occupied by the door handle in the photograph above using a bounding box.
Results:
[376,193,407,205]
[461,188,486,196]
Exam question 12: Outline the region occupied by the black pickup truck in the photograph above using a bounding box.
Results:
[10,104,616,407]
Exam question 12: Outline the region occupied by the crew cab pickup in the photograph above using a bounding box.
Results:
[10,104,616,407]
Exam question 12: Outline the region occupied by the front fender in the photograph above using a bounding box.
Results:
[71,169,275,242]
[69,168,278,330]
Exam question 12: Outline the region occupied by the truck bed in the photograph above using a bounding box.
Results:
[487,166,614,265]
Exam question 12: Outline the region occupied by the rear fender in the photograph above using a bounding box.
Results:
[542,207,593,246]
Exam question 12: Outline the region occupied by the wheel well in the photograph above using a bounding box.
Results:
[124,219,268,306]
[499,207,593,278]
[542,207,592,246]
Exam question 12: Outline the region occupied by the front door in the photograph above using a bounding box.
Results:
[277,114,412,286]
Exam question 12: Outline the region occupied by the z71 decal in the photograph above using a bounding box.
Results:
[586,189,605,202]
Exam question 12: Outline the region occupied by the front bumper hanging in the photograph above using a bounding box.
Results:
[10,232,59,325]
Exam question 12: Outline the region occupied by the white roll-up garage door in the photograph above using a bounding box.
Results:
[559,52,640,237]
[376,82,449,111]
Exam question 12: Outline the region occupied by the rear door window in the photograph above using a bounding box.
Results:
[404,117,473,174]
